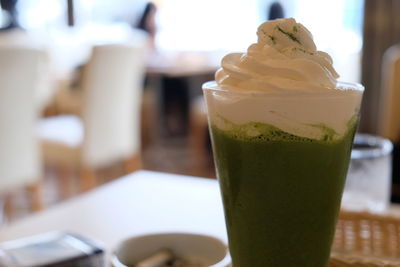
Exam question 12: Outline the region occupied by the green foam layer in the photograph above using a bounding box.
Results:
[214,114,358,143]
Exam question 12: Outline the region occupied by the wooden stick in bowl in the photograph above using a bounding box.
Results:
[136,249,174,267]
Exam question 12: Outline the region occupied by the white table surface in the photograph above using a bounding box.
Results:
[0,170,227,251]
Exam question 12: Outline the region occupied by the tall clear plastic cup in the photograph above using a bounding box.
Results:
[203,81,364,267]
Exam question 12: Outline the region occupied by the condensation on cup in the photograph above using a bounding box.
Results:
[341,134,393,213]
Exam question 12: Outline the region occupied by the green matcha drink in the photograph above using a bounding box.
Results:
[210,120,357,266]
[203,18,363,267]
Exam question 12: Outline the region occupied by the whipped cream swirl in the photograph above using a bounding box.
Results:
[216,18,340,93]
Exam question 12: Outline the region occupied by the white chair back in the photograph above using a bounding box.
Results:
[81,44,147,168]
[377,44,400,143]
[0,48,47,194]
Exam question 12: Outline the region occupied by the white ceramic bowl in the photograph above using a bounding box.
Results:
[112,233,231,267]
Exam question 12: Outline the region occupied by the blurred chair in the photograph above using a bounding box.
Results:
[377,44,400,142]
[0,47,47,215]
[38,44,147,193]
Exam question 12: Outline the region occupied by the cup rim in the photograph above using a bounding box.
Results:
[111,232,231,267]
[202,80,364,98]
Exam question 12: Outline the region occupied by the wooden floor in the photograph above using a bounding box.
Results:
[3,133,216,224]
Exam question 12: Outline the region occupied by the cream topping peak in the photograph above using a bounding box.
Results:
[216,18,340,93]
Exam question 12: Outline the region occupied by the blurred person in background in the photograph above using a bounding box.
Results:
[0,0,31,47]
[0,0,47,50]
[135,2,157,50]
[268,1,285,20]
[0,0,18,30]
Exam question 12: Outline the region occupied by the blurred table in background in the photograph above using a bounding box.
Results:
[145,50,223,136]
[146,50,223,78]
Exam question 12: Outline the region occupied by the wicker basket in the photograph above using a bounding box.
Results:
[329,210,400,266]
